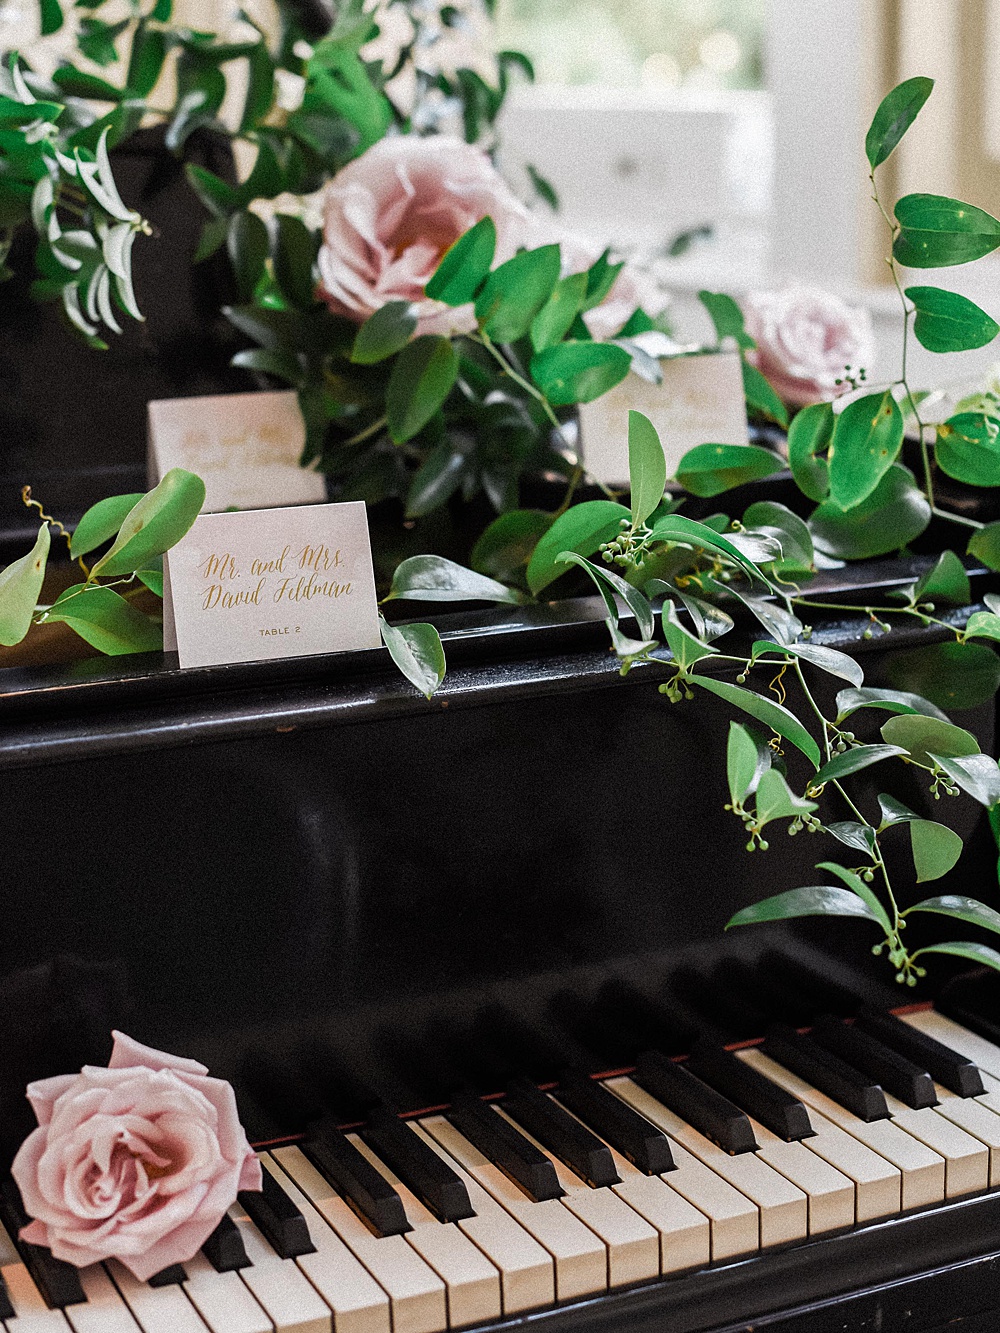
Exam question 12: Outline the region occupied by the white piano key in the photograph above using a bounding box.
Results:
[606,1078,759,1260]
[738,1050,901,1222]
[259,1156,391,1333]
[419,1115,606,1301]
[0,1221,73,1333]
[347,1132,501,1328]
[748,1121,855,1234]
[742,1049,945,1209]
[933,1087,1000,1185]
[880,1091,989,1197]
[493,1106,660,1289]
[903,1011,1000,1080]
[184,1253,273,1333]
[231,1203,331,1333]
[61,1266,142,1333]
[273,1145,447,1333]
[106,1262,209,1333]
[607,1076,806,1248]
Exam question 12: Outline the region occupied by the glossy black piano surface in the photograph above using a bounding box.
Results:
[2,569,1000,1332]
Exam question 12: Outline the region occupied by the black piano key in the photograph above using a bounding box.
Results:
[0,1270,13,1321]
[812,1015,938,1109]
[304,1120,412,1236]
[0,1179,86,1309]
[239,1167,316,1259]
[503,1077,621,1188]
[855,1009,985,1098]
[361,1105,476,1223]
[556,1067,675,1175]
[446,1091,565,1202]
[686,1043,815,1142]
[759,950,868,1019]
[633,1050,759,1155]
[201,1213,252,1272]
[669,967,770,1042]
[763,1024,889,1122]
[147,1264,187,1287]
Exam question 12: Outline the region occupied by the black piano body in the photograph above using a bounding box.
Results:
[2,565,1000,1332]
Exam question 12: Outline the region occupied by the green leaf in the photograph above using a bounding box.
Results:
[809,744,907,790]
[472,510,553,583]
[526,163,558,210]
[927,752,1000,807]
[827,822,878,855]
[530,272,587,353]
[70,492,144,559]
[386,336,459,444]
[126,21,167,98]
[137,563,164,598]
[742,358,789,428]
[628,410,666,528]
[388,555,522,605]
[675,442,785,498]
[835,686,948,725]
[817,861,893,934]
[379,617,445,699]
[908,895,1000,936]
[690,674,821,768]
[828,390,904,509]
[78,16,130,65]
[969,522,1000,572]
[662,601,717,669]
[743,501,815,574]
[44,584,161,655]
[754,768,817,830]
[351,300,416,365]
[936,412,1000,486]
[241,40,275,132]
[272,213,318,308]
[52,66,122,100]
[526,499,631,595]
[475,243,560,342]
[405,440,466,518]
[727,885,884,929]
[231,348,303,385]
[910,820,964,882]
[866,76,934,169]
[227,210,269,303]
[914,549,972,605]
[0,524,49,646]
[425,216,497,306]
[880,713,980,765]
[727,720,769,806]
[878,794,921,828]
[894,194,1000,268]
[529,340,631,407]
[675,591,734,643]
[885,640,1000,712]
[810,464,930,559]
[698,289,755,349]
[906,286,999,353]
[40,0,63,36]
[965,610,1000,643]
[559,552,655,639]
[913,941,1000,974]
[786,402,833,503]
[186,164,239,220]
[90,469,206,579]
[581,249,624,310]
[648,513,774,587]
[752,640,864,687]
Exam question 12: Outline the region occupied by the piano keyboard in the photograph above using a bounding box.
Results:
[3,1008,1000,1333]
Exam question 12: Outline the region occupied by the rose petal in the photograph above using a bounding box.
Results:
[109,1032,209,1078]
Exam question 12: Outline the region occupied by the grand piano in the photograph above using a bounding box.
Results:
[3,569,1000,1333]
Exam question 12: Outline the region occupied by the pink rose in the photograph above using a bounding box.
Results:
[742,285,875,408]
[317,134,532,336]
[11,1032,261,1281]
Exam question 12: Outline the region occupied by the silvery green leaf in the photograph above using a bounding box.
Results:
[677,591,734,642]
[95,128,132,222]
[31,174,53,233]
[11,59,35,104]
[613,338,663,384]
[62,282,98,338]
[112,249,142,321]
[95,267,121,334]
[53,145,78,176]
[986,593,1000,617]
[85,263,102,324]
[75,149,134,223]
[827,821,878,855]
[725,531,784,563]
[102,220,134,280]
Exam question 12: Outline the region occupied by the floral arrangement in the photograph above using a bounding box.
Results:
[11,1032,260,1278]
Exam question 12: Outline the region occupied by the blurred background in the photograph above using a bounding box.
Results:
[2,0,998,389]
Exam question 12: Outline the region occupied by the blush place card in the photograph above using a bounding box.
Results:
[148,390,327,513]
[578,350,750,483]
[162,501,382,669]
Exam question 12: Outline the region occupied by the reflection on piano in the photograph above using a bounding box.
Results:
[1,584,999,1331]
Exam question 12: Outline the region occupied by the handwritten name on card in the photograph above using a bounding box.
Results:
[163,501,381,669]
[578,350,749,483]
[148,390,327,513]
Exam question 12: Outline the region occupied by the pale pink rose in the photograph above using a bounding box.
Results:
[317,134,532,336]
[11,1032,261,1281]
[742,285,875,408]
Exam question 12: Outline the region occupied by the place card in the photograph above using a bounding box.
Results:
[148,389,327,513]
[162,501,381,669]
[578,350,749,483]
